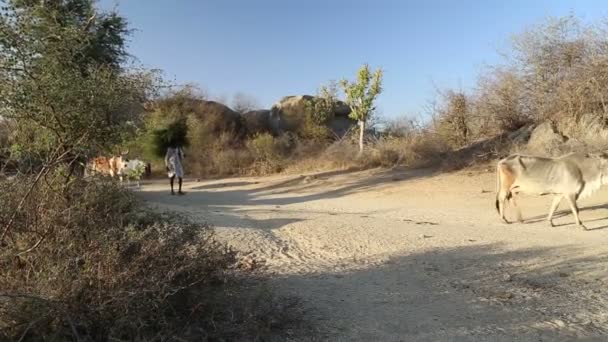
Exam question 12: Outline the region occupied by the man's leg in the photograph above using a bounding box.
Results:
[178,177,184,195]
[170,175,175,195]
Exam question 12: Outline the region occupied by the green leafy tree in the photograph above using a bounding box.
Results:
[0,0,157,177]
[340,64,383,152]
[303,81,340,140]
[0,0,158,246]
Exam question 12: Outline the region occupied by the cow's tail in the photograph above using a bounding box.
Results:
[495,162,501,214]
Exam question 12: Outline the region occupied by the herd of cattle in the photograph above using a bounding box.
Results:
[85,153,151,187]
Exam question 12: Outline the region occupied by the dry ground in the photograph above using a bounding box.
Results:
[139,167,608,341]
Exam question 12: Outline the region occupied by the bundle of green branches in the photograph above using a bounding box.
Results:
[149,119,190,158]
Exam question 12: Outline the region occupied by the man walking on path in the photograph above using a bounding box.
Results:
[165,146,185,195]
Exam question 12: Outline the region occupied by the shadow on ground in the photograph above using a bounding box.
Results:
[146,168,434,205]
[139,167,437,231]
[271,243,608,341]
[138,169,608,341]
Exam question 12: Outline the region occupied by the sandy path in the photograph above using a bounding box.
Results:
[139,167,608,341]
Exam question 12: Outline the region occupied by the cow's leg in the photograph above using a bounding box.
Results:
[496,164,515,224]
[496,186,511,224]
[565,194,584,228]
[547,195,562,227]
[497,191,509,223]
[565,194,586,229]
[498,194,511,223]
[510,195,523,223]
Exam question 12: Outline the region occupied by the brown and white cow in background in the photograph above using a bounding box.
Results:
[496,152,608,229]
[85,153,151,186]
[85,154,129,181]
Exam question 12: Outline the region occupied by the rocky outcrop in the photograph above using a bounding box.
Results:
[188,100,247,139]
[526,122,566,156]
[525,122,588,156]
[269,95,354,136]
[242,109,272,135]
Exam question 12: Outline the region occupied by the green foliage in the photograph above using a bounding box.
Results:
[340,64,383,151]
[0,0,158,170]
[247,133,279,161]
[305,81,339,126]
[126,162,145,180]
[340,64,383,124]
[246,133,293,174]
[301,81,340,140]
[300,115,332,141]
[148,118,190,158]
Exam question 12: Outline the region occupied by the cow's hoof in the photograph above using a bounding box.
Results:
[502,219,511,224]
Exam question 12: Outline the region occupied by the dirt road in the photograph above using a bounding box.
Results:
[140,167,608,341]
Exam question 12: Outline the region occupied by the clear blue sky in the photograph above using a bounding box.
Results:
[99,0,606,119]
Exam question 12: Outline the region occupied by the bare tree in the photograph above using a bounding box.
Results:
[231,92,260,113]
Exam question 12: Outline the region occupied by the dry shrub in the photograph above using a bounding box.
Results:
[211,148,255,176]
[433,90,477,149]
[372,134,447,168]
[490,16,608,129]
[189,146,255,178]
[319,139,362,169]
[291,130,447,172]
[0,174,301,340]
[416,15,608,167]
[476,67,531,133]
[246,133,295,175]
[558,114,608,151]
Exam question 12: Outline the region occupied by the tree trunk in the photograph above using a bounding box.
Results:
[358,120,365,153]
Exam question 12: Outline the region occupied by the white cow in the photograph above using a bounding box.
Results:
[119,159,147,187]
[496,152,608,229]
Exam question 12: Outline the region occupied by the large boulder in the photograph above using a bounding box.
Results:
[525,122,589,156]
[181,100,247,141]
[242,109,272,135]
[149,96,246,138]
[526,122,567,156]
[269,95,355,136]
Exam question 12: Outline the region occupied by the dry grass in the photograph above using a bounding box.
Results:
[558,114,608,152]
[0,173,304,341]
